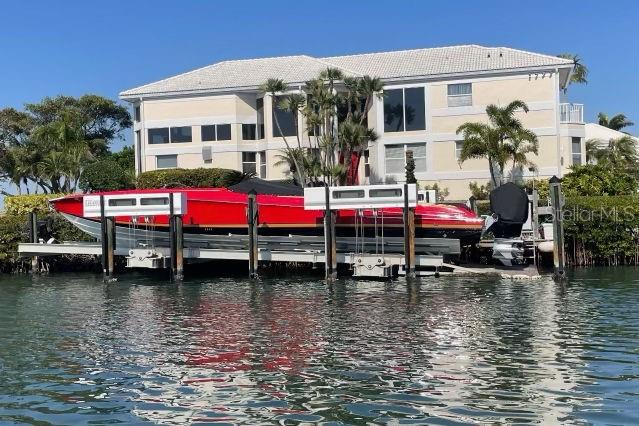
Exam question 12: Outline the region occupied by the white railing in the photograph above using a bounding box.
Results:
[559,103,584,124]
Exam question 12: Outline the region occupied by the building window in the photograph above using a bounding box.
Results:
[217,124,231,141]
[149,127,194,144]
[135,130,142,172]
[384,87,426,133]
[134,105,141,122]
[242,124,257,140]
[201,124,232,142]
[455,141,464,160]
[272,96,297,137]
[156,154,177,169]
[256,98,265,139]
[259,151,267,178]
[572,137,582,166]
[148,128,170,144]
[364,149,370,178]
[201,125,216,142]
[242,152,257,174]
[385,143,427,175]
[447,83,472,107]
[170,126,192,143]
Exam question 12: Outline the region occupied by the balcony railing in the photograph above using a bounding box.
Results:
[559,103,584,124]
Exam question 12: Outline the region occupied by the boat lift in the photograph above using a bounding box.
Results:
[18,183,465,281]
[304,183,426,279]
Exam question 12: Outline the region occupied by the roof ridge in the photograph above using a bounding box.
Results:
[216,53,314,64]
[120,61,223,95]
[496,46,574,64]
[120,54,318,96]
[320,44,484,60]
[310,56,364,77]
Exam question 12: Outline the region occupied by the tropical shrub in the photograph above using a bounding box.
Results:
[564,196,639,266]
[136,168,244,189]
[469,181,492,200]
[4,193,62,216]
[79,159,134,192]
[0,214,28,273]
[562,164,637,196]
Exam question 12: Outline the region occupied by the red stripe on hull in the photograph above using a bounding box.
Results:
[50,188,483,234]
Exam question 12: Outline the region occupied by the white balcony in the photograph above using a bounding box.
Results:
[560,103,584,124]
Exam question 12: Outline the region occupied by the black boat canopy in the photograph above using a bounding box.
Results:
[228,178,304,196]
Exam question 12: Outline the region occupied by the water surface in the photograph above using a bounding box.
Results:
[1,269,638,424]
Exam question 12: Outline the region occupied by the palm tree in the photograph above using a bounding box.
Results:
[590,135,638,169]
[558,53,588,93]
[338,119,378,185]
[457,100,538,187]
[260,78,305,187]
[31,115,93,192]
[585,138,601,164]
[597,112,634,132]
[357,76,384,125]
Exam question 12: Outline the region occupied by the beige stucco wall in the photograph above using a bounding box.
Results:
[429,74,555,109]
[143,96,238,121]
[134,71,567,200]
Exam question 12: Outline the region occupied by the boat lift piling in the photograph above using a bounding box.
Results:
[323,185,337,280]
[169,194,184,282]
[247,190,259,279]
[549,176,566,281]
[99,195,116,282]
[402,183,416,278]
[28,211,39,273]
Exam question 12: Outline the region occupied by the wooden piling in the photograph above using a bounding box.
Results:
[100,195,115,281]
[28,211,39,273]
[531,189,539,266]
[169,193,184,282]
[247,190,259,279]
[549,176,566,280]
[403,183,416,278]
[324,185,337,280]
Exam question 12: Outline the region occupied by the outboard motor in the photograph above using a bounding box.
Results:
[483,183,529,266]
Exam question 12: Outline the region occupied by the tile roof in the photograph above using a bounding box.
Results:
[120,45,573,99]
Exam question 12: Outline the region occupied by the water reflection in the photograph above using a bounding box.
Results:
[0,270,638,424]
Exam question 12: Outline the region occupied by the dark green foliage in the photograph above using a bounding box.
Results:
[79,159,133,192]
[110,145,135,172]
[564,196,639,265]
[136,168,244,189]
[0,214,28,272]
[0,94,132,194]
[562,164,638,196]
[0,211,92,273]
[25,94,132,157]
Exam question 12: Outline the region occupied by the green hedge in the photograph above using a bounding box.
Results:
[80,159,134,192]
[136,168,244,189]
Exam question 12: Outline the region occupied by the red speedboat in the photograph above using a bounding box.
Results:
[50,182,484,250]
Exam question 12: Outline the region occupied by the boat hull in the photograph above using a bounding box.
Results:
[51,188,484,248]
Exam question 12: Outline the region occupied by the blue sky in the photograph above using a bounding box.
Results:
[1,0,638,153]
